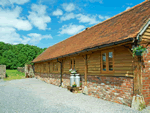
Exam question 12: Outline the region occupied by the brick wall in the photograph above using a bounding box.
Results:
[35,73,70,88]
[81,75,133,107]
[35,72,134,107]
[142,44,150,106]
[0,65,6,79]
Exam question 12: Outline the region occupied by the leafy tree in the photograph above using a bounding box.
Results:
[0,41,47,69]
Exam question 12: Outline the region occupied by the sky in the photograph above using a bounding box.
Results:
[0,0,144,48]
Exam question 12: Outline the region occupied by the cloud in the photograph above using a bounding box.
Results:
[62,3,75,12]
[0,6,32,31]
[52,9,63,16]
[60,13,76,22]
[59,23,85,35]
[86,0,103,4]
[0,0,29,7]
[98,15,110,20]
[99,0,103,4]
[0,27,22,44]
[126,6,131,10]
[0,26,53,45]
[126,3,133,5]
[28,4,51,30]
[76,14,99,25]
[59,13,105,25]
[27,33,53,44]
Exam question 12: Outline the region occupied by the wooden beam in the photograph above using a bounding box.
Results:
[84,54,88,86]
[133,56,142,94]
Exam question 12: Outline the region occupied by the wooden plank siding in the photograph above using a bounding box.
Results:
[141,25,150,43]
[75,56,85,75]
[34,44,134,77]
[63,58,71,74]
[87,52,100,75]
[114,46,133,76]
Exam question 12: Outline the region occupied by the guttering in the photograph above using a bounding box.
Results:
[33,38,133,63]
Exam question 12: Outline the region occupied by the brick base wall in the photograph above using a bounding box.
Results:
[142,44,150,106]
[35,73,70,88]
[35,73,134,107]
[81,75,133,107]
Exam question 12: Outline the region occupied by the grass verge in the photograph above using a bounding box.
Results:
[4,70,25,81]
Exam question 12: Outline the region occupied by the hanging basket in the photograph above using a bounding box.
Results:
[135,50,143,56]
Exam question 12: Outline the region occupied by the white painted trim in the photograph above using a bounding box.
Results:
[137,19,150,40]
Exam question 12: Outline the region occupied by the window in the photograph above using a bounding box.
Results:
[53,62,58,71]
[70,59,75,69]
[73,59,75,69]
[70,60,72,69]
[101,50,114,73]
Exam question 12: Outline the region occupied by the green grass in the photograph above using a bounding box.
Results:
[4,70,25,81]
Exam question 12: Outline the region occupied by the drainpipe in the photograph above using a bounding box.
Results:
[85,54,87,86]
[57,58,63,87]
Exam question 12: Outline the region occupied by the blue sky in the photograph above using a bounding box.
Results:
[0,0,144,48]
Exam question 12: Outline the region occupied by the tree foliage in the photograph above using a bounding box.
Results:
[0,42,47,69]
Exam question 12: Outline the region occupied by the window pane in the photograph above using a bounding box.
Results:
[70,60,72,68]
[102,53,106,61]
[109,65,113,71]
[102,53,106,71]
[109,52,113,71]
[74,60,75,68]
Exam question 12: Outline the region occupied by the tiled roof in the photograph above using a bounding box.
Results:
[32,1,150,63]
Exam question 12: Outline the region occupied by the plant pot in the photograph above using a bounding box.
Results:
[135,51,142,56]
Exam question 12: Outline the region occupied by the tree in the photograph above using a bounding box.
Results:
[0,41,47,69]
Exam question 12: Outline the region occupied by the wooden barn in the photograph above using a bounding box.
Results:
[32,1,150,107]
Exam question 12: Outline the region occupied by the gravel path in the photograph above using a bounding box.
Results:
[0,78,149,113]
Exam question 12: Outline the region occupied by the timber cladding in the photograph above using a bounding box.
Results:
[34,45,133,77]
[141,25,150,43]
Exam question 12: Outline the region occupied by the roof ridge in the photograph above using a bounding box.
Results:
[88,0,149,30]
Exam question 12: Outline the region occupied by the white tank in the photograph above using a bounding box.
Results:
[75,74,80,87]
[70,74,75,87]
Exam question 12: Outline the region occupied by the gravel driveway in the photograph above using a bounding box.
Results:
[0,78,149,113]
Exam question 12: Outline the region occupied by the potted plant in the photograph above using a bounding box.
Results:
[71,69,77,74]
[69,68,72,72]
[132,45,146,57]
[72,84,77,88]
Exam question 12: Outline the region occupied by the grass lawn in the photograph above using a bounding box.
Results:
[4,70,25,81]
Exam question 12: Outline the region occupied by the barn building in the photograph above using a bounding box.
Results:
[32,0,150,107]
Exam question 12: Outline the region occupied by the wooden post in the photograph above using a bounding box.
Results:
[85,54,87,86]
[82,55,88,86]
[132,56,146,110]
[133,56,142,94]
[57,59,63,87]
